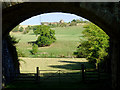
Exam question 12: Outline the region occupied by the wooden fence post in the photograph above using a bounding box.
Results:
[36,67,39,82]
[97,63,100,80]
[58,70,61,84]
[81,64,85,82]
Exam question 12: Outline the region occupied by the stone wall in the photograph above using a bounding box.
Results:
[110,39,120,89]
[2,38,20,87]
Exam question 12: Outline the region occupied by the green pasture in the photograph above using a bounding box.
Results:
[10,26,84,58]
[7,26,112,89]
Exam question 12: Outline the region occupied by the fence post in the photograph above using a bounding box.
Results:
[58,70,61,84]
[81,64,85,82]
[97,63,100,81]
[36,67,39,82]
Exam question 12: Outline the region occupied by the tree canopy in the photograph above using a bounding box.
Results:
[33,25,56,47]
[75,23,109,64]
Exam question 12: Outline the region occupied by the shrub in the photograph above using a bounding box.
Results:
[19,27,24,32]
[8,35,20,45]
[70,22,77,26]
[31,44,38,55]
[23,29,29,34]
[17,49,26,57]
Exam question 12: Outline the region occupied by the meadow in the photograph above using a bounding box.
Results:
[7,25,111,89]
[10,26,84,58]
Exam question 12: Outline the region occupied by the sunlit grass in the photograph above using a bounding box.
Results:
[19,57,89,73]
[10,26,84,58]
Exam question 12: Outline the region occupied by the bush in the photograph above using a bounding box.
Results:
[23,29,29,34]
[36,36,52,47]
[17,49,26,57]
[33,25,56,47]
[70,22,77,26]
[31,44,38,54]
[8,35,20,45]
[19,27,24,32]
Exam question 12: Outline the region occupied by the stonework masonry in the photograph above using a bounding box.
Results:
[2,2,120,89]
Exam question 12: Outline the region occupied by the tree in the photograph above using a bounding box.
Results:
[70,22,77,26]
[76,23,109,65]
[33,25,56,47]
[27,25,32,30]
[19,27,24,32]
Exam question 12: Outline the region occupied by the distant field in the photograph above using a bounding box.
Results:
[10,26,85,58]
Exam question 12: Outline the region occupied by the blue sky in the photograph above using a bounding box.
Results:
[20,12,88,25]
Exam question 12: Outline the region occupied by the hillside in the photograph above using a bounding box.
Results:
[10,26,85,58]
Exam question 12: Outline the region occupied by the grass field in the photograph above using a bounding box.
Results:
[7,57,110,89]
[19,57,94,73]
[7,26,112,89]
[10,26,84,58]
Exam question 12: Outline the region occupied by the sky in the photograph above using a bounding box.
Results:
[20,12,88,25]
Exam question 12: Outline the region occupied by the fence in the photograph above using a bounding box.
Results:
[15,64,109,83]
[36,67,82,83]
[82,63,100,82]
[35,64,101,83]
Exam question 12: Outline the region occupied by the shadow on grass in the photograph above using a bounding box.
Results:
[49,60,96,70]
[5,71,111,89]
[28,41,36,45]
[5,60,111,89]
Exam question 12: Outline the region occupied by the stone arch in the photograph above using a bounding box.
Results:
[2,2,119,39]
[2,2,120,89]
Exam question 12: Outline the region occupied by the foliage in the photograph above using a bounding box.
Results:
[17,49,26,57]
[23,27,29,34]
[12,25,20,32]
[48,23,58,28]
[58,23,67,27]
[12,25,25,32]
[19,27,24,32]
[27,25,32,30]
[10,26,84,58]
[76,23,109,64]
[71,19,88,25]
[8,35,20,45]
[70,22,77,26]
[33,25,56,47]
[31,44,38,55]
[18,59,26,64]
[36,36,51,47]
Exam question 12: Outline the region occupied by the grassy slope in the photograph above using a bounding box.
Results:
[10,26,84,57]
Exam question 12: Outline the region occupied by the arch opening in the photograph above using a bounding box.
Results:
[2,2,120,89]
[6,12,111,88]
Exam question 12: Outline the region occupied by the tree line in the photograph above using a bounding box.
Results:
[74,22,109,69]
